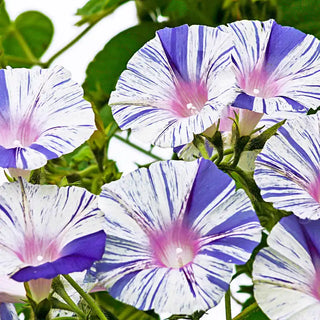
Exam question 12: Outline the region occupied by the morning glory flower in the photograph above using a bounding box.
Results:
[110,24,236,147]
[230,19,320,115]
[93,159,261,314]
[0,66,96,170]
[254,113,320,220]
[253,215,320,319]
[0,180,106,302]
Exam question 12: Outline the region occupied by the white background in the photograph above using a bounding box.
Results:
[5,1,247,319]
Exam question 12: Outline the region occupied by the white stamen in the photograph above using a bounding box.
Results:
[176,247,183,254]
[253,88,260,95]
[186,103,196,110]
[176,247,184,267]
[37,255,43,262]
[13,140,23,147]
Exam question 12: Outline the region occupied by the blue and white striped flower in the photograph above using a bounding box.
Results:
[230,19,320,115]
[110,25,236,148]
[253,215,320,319]
[0,303,19,320]
[0,180,106,302]
[254,113,320,220]
[93,159,261,314]
[0,66,96,170]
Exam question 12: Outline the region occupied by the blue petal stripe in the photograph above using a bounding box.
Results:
[196,25,204,80]
[29,144,58,159]
[233,93,255,110]
[0,70,9,123]
[157,25,189,81]
[184,159,233,226]
[264,21,306,74]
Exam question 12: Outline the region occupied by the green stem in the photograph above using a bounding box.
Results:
[231,136,250,168]
[225,289,232,320]
[63,274,108,320]
[210,148,234,163]
[78,164,99,178]
[43,20,100,67]
[114,134,164,161]
[52,279,86,318]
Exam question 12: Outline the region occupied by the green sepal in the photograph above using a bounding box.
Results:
[193,134,210,159]
[246,120,286,151]
[205,129,224,164]
[34,298,52,320]
[232,135,250,168]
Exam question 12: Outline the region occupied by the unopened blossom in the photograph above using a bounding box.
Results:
[230,19,320,115]
[0,180,106,302]
[253,215,320,319]
[93,159,261,314]
[110,24,236,147]
[0,66,96,170]
[254,113,320,220]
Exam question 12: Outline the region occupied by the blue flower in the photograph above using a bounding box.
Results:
[253,215,320,319]
[255,113,320,220]
[109,25,236,147]
[230,19,320,115]
[0,66,96,170]
[93,159,261,314]
[0,180,106,302]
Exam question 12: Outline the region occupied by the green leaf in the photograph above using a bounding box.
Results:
[1,9,53,66]
[91,291,160,320]
[76,0,130,25]
[78,0,128,15]
[0,1,10,34]
[222,0,277,23]
[162,0,220,25]
[99,104,118,136]
[83,22,162,108]
[135,0,171,22]
[277,0,320,37]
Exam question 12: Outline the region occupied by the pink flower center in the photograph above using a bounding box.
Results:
[169,80,208,118]
[0,119,40,149]
[149,223,199,268]
[308,175,320,203]
[16,236,60,266]
[238,68,281,98]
